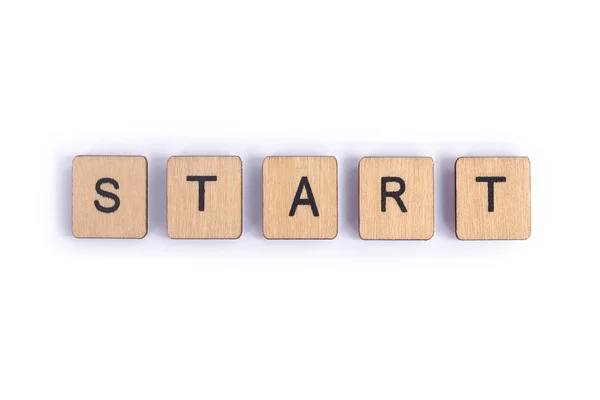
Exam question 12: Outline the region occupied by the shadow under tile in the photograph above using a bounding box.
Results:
[243,155,264,238]
[437,156,457,238]
[57,155,73,237]
[341,156,361,239]
[148,154,169,237]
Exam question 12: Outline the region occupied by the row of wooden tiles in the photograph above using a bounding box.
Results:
[72,155,531,240]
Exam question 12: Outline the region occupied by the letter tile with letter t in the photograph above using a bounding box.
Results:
[455,157,531,240]
[167,156,243,239]
[262,156,338,239]
[359,157,434,240]
[72,156,148,238]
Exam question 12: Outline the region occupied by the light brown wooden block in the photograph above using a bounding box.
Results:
[167,156,242,239]
[263,156,338,239]
[359,157,434,240]
[455,157,531,240]
[72,156,147,238]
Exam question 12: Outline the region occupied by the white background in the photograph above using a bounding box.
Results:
[1,0,599,398]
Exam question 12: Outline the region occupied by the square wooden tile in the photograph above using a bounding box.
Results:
[167,156,242,239]
[72,156,147,238]
[455,157,531,240]
[263,156,338,239]
[359,157,434,240]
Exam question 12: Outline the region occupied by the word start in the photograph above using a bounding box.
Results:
[72,155,531,241]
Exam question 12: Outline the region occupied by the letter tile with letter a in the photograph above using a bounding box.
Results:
[359,157,434,240]
[455,157,531,240]
[167,156,242,239]
[263,156,338,239]
[72,156,148,238]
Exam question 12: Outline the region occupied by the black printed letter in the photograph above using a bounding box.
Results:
[187,176,218,211]
[94,178,120,213]
[475,176,507,212]
[381,177,407,212]
[289,176,319,217]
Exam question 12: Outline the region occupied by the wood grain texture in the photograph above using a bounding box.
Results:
[263,156,338,239]
[455,157,531,240]
[72,156,147,238]
[167,156,242,239]
[359,157,434,240]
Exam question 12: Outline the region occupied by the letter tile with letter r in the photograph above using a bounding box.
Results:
[455,157,531,240]
[359,157,434,240]
[167,156,242,239]
[262,156,338,239]
[72,155,148,238]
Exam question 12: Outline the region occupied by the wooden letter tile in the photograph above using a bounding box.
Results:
[455,157,531,240]
[263,156,338,239]
[167,156,242,239]
[359,157,434,240]
[72,156,148,238]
